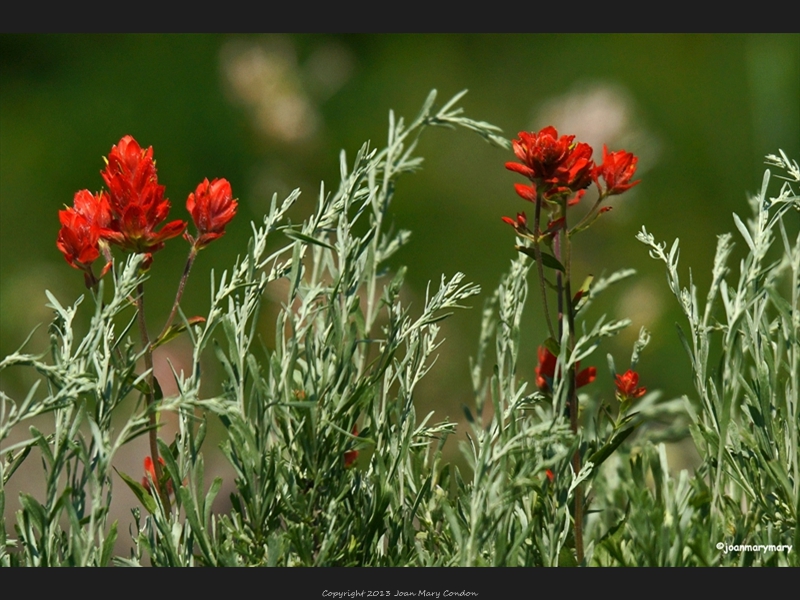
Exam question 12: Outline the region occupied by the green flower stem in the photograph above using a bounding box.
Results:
[560,195,584,564]
[533,193,557,341]
[569,191,608,235]
[136,281,172,514]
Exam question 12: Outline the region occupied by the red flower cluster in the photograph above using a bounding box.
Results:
[502,127,639,229]
[500,212,530,236]
[100,136,186,254]
[615,369,646,401]
[506,126,594,198]
[57,136,237,285]
[535,346,596,393]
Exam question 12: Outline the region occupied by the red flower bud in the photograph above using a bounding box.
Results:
[615,369,646,401]
[513,182,537,203]
[501,212,529,236]
[594,145,640,196]
[185,178,238,250]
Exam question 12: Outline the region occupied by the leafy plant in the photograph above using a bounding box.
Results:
[2,91,797,567]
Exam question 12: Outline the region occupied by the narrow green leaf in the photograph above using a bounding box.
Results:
[514,245,566,272]
[2,440,34,484]
[178,486,215,565]
[100,521,118,566]
[284,229,335,251]
[203,477,223,531]
[597,505,629,545]
[19,493,46,534]
[606,353,617,380]
[439,89,467,116]
[115,467,157,514]
[675,323,694,366]
[414,89,438,124]
[732,213,755,252]
[152,316,206,349]
[587,426,637,469]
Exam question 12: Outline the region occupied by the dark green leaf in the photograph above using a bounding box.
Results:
[540,252,566,272]
[514,245,566,272]
[115,467,157,514]
[587,425,637,469]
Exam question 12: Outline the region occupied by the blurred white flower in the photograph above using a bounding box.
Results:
[534,81,659,170]
[220,36,354,145]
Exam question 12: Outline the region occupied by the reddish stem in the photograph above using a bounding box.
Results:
[136,281,172,513]
[157,246,198,342]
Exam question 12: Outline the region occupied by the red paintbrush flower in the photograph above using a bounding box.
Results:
[56,189,113,286]
[57,191,107,268]
[615,369,646,401]
[506,127,595,195]
[185,178,238,250]
[101,135,186,254]
[535,346,596,393]
[593,145,640,196]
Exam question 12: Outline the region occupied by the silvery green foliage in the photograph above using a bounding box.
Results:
[0,91,502,566]
[458,255,575,566]
[1,254,150,565]
[452,255,662,565]
[3,91,798,567]
[123,91,499,566]
[624,154,799,566]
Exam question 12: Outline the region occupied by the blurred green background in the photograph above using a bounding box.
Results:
[2,34,799,462]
